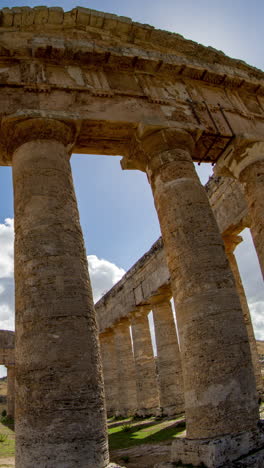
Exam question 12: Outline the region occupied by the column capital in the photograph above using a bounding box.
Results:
[214,136,264,180]
[223,234,243,254]
[121,127,195,173]
[132,305,151,320]
[114,318,131,331]
[2,117,77,159]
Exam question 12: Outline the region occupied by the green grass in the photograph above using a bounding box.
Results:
[0,421,15,458]
[108,418,186,450]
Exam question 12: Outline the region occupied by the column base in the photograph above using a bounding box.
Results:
[170,422,264,468]
[161,405,184,417]
[155,448,264,467]
[135,407,161,418]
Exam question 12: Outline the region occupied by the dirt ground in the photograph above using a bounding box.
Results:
[0,458,15,467]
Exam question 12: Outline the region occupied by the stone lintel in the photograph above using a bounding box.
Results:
[171,423,264,468]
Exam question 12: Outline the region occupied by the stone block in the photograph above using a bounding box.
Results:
[21,7,35,26]
[1,8,13,27]
[118,16,132,34]
[132,22,154,41]
[63,9,77,27]
[12,7,22,27]
[76,7,91,27]
[171,425,264,467]
[103,12,118,31]
[48,7,63,25]
[89,10,104,28]
[33,6,48,25]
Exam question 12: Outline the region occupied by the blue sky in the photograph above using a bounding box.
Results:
[0,1,263,378]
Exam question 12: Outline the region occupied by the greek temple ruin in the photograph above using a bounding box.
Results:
[0,4,264,468]
[96,175,264,421]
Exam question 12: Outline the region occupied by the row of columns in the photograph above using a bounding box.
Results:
[5,117,263,467]
[100,299,184,418]
[99,234,263,418]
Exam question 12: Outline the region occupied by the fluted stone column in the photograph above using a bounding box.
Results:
[100,330,119,416]
[7,365,15,418]
[10,118,108,468]
[224,234,263,398]
[152,298,184,416]
[114,319,137,416]
[141,128,259,439]
[131,308,160,416]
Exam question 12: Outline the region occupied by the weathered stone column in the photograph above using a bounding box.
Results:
[223,234,263,398]
[100,330,119,416]
[137,128,259,440]
[10,118,108,468]
[114,319,137,416]
[152,298,184,416]
[215,141,264,279]
[7,365,15,418]
[131,308,160,416]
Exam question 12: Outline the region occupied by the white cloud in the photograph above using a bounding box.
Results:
[0,219,15,333]
[235,228,264,342]
[0,218,14,279]
[0,218,126,330]
[88,254,125,303]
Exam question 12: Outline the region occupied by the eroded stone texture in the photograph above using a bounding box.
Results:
[114,319,137,416]
[223,234,263,398]
[130,308,160,415]
[7,365,15,418]
[99,330,119,416]
[152,298,184,416]
[171,424,264,468]
[12,118,108,468]
[143,128,259,439]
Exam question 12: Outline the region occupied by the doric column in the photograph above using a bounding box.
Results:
[223,234,263,398]
[215,140,264,278]
[132,128,259,440]
[130,308,160,416]
[114,319,137,416]
[7,365,15,418]
[10,118,108,468]
[99,330,119,416]
[152,298,184,416]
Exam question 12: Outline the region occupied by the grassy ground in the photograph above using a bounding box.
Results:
[0,378,7,418]
[108,416,186,451]
[0,422,15,458]
[0,377,11,459]
[0,404,263,459]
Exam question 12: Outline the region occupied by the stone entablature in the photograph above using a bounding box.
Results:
[1,7,264,166]
[96,174,249,332]
[96,237,169,332]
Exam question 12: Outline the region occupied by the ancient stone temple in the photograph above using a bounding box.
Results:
[0,5,263,468]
